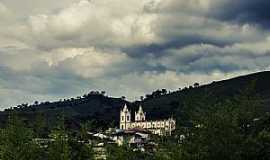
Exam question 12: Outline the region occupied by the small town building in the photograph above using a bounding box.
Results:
[111,128,157,152]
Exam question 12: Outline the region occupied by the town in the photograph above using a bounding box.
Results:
[31,104,176,160]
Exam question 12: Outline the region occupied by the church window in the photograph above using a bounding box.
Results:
[127,116,130,121]
[122,116,124,121]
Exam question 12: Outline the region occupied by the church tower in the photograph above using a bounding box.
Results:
[135,105,146,122]
[119,104,131,130]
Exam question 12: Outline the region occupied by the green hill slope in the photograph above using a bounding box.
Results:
[0,71,270,130]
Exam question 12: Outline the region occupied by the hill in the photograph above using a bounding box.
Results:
[0,93,128,130]
[0,71,270,130]
[140,71,270,120]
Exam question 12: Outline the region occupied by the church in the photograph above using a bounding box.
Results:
[119,104,176,136]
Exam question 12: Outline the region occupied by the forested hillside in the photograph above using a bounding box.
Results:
[1,71,270,159]
[1,71,270,130]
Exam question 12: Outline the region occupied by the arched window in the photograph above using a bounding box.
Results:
[127,116,130,121]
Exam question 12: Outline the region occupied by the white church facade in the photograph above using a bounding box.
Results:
[119,104,176,136]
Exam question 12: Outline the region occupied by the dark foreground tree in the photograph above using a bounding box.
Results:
[179,86,270,160]
[106,144,149,160]
[48,114,71,160]
[0,114,42,160]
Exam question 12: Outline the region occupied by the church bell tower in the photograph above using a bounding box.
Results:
[119,104,131,130]
[135,105,146,122]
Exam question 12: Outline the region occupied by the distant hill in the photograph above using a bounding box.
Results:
[140,71,270,119]
[1,71,270,130]
[0,94,129,130]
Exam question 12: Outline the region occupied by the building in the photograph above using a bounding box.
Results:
[119,104,176,136]
[111,128,158,152]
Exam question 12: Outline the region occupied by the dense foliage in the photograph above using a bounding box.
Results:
[1,88,270,160]
[105,84,270,160]
[1,71,270,159]
[0,114,94,160]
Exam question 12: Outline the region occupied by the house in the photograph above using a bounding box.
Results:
[111,128,156,152]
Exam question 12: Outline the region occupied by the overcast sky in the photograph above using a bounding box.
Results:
[0,0,270,109]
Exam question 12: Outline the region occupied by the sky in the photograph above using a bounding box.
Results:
[0,0,270,109]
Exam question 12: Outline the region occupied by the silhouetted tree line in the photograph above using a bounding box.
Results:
[143,83,200,101]
[4,90,109,112]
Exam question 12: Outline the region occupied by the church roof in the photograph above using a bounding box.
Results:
[122,104,129,112]
[138,105,144,112]
[126,128,151,134]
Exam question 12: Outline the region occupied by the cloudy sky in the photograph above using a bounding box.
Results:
[0,0,270,109]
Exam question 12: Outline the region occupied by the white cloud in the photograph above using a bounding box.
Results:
[26,0,159,50]
[0,2,12,23]
[0,2,7,14]
[53,47,129,78]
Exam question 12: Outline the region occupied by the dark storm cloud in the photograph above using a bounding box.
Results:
[157,43,270,75]
[211,0,270,28]
[122,34,233,58]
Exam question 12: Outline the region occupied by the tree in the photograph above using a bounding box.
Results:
[48,129,71,160]
[153,141,183,160]
[0,114,42,160]
[34,101,39,106]
[101,91,106,96]
[145,94,153,99]
[65,136,94,160]
[48,114,71,160]
[161,89,168,95]
[179,85,269,160]
[79,120,96,141]
[106,144,146,160]
[33,112,47,138]
[193,83,200,88]
[152,90,162,98]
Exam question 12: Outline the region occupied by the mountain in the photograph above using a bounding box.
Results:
[0,71,270,130]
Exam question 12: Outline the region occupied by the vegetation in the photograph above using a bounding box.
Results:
[104,82,270,160]
[0,114,94,160]
[0,114,43,160]
[0,71,270,159]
